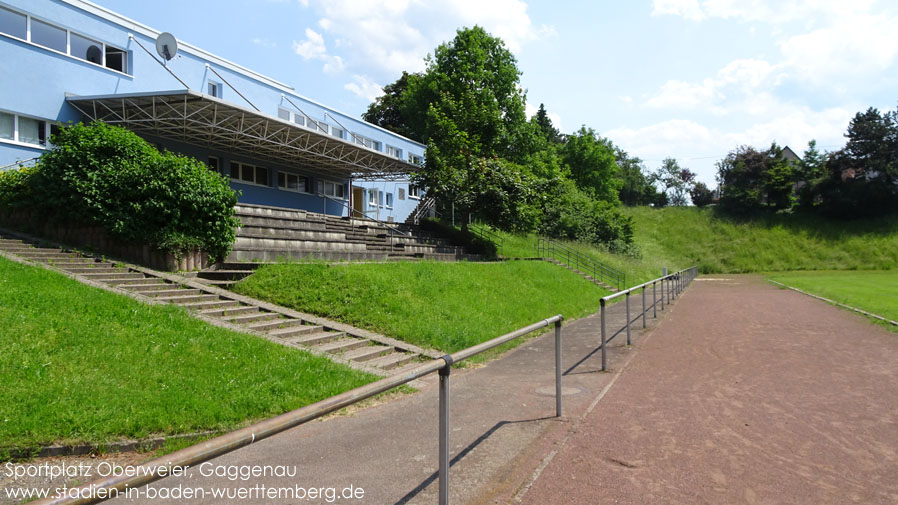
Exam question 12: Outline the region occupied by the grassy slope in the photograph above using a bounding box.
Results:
[233,261,608,353]
[768,270,898,327]
[496,207,898,281]
[0,256,376,451]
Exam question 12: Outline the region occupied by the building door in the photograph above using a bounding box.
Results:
[352,186,364,217]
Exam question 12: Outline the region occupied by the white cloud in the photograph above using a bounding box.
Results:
[652,0,705,21]
[250,37,276,48]
[344,74,384,102]
[646,58,780,113]
[295,0,554,78]
[652,0,881,24]
[291,28,345,74]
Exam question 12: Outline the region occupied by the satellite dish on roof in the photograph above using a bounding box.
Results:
[155,32,178,62]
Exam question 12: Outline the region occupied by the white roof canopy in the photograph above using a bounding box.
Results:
[66,90,419,179]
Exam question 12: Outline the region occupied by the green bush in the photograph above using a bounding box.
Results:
[18,122,240,259]
[0,162,39,212]
[539,179,635,249]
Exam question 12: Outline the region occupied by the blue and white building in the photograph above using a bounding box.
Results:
[0,0,426,222]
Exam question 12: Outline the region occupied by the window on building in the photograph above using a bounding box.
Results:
[278,172,310,193]
[105,46,127,72]
[0,112,13,141]
[208,156,219,172]
[229,162,268,186]
[331,127,344,139]
[0,6,27,39]
[207,82,221,98]
[409,184,421,199]
[368,189,378,206]
[71,32,103,64]
[277,108,290,121]
[317,180,345,199]
[408,153,423,166]
[353,135,381,151]
[309,120,328,134]
[386,145,401,158]
[31,18,67,53]
[385,193,393,208]
[0,111,52,147]
[398,187,406,200]
[293,114,305,126]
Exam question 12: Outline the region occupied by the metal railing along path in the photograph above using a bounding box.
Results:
[598,266,698,371]
[537,237,626,290]
[469,222,505,257]
[32,315,565,505]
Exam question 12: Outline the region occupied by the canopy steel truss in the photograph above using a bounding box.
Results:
[66,90,418,179]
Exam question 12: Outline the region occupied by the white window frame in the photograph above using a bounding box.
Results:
[385,192,393,208]
[277,172,311,194]
[316,179,346,199]
[330,126,344,139]
[277,107,291,121]
[207,81,221,98]
[353,134,381,152]
[408,153,423,166]
[368,189,378,206]
[386,145,401,158]
[408,184,422,200]
[0,110,53,149]
[0,5,131,76]
[229,161,269,187]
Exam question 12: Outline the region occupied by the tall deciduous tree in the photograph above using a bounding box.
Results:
[657,158,695,206]
[361,71,422,142]
[407,26,531,230]
[560,127,622,204]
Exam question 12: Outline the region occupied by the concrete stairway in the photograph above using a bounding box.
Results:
[545,258,619,292]
[0,232,436,377]
[229,203,479,263]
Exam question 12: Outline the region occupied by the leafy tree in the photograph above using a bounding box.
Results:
[361,71,423,142]
[407,26,532,231]
[690,181,714,207]
[716,143,794,213]
[616,148,661,206]
[560,127,622,204]
[844,107,895,179]
[797,139,826,182]
[531,103,561,144]
[657,158,695,206]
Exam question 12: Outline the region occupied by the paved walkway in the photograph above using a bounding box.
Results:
[517,276,898,505]
[87,279,676,505]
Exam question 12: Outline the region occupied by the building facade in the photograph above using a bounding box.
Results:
[0,0,425,222]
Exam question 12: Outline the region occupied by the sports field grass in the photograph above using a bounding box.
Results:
[767,270,898,329]
[233,260,608,353]
[0,256,376,454]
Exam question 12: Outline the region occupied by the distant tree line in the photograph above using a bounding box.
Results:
[716,106,898,217]
[363,26,693,252]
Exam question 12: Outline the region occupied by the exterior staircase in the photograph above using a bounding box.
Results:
[228,203,478,263]
[0,230,439,377]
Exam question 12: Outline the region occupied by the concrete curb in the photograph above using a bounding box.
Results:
[2,432,219,461]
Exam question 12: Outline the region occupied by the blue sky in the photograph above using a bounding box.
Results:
[94,0,898,185]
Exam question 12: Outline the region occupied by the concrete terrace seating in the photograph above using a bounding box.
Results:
[228,203,477,263]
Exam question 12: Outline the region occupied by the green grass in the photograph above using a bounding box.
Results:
[233,260,608,353]
[491,207,898,283]
[0,256,376,453]
[767,270,898,328]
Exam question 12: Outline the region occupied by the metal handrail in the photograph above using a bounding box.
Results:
[318,192,410,237]
[31,315,565,505]
[598,266,699,370]
[537,237,626,290]
[0,156,40,172]
[469,222,504,257]
[408,196,436,225]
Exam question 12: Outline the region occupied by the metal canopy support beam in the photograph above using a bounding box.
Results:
[66,91,419,179]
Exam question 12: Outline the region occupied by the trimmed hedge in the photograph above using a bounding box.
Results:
[0,122,240,260]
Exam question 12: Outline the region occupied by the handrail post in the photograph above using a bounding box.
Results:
[642,285,646,328]
[653,281,657,318]
[555,319,563,417]
[438,359,452,505]
[600,298,607,371]
[661,278,665,311]
[625,291,631,345]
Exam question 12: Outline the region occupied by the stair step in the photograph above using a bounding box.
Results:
[267,325,325,339]
[144,288,203,298]
[179,299,241,310]
[223,311,280,324]
[342,345,393,362]
[198,305,259,317]
[61,267,124,274]
[103,277,163,286]
[315,337,368,354]
[80,272,144,280]
[158,294,221,304]
[246,318,304,332]
[118,283,172,292]
[283,330,342,346]
[368,352,417,370]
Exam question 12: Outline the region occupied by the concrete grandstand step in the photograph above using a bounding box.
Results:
[178,299,241,310]
[267,324,325,339]
[198,305,259,317]
[246,317,304,332]
[102,277,161,286]
[223,311,280,325]
[342,345,393,362]
[117,282,173,292]
[80,272,145,280]
[238,227,348,242]
[315,337,369,354]
[367,352,417,370]
[236,215,328,231]
[157,294,222,304]
[144,288,204,298]
[227,248,389,262]
[283,330,343,346]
